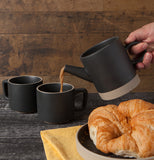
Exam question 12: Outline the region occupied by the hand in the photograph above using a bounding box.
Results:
[125,22,154,69]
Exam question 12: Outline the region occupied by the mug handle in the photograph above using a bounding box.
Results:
[125,41,146,66]
[74,88,88,111]
[2,79,9,98]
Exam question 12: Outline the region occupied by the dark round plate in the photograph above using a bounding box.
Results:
[76,124,153,160]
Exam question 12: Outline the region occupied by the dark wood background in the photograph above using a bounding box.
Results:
[0,0,154,94]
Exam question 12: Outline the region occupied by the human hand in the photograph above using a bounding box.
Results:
[125,22,154,69]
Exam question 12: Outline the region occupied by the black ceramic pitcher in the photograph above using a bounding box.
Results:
[64,37,146,100]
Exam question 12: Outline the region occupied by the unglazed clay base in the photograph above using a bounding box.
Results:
[76,124,154,160]
[99,74,140,100]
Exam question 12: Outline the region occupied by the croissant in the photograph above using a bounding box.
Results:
[88,99,154,158]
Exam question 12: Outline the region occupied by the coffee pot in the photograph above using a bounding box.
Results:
[64,37,146,100]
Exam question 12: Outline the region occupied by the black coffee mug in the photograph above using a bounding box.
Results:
[2,75,43,113]
[37,83,88,123]
[64,37,146,100]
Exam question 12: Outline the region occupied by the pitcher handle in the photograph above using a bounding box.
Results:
[125,41,146,66]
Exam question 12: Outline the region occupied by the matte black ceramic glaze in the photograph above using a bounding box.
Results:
[2,75,43,113]
[64,37,145,100]
[37,83,88,123]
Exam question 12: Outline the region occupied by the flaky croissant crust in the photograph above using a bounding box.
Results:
[88,99,154,158]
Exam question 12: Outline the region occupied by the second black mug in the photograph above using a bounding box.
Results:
[37,83,88,123]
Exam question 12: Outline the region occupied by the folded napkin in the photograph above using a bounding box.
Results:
[40,125,84,160]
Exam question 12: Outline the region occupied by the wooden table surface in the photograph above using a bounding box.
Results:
[0,92,154,160]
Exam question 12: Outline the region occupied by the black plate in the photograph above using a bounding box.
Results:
[77,124,135,159]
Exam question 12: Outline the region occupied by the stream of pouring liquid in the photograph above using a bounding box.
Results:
[59,66,65,92]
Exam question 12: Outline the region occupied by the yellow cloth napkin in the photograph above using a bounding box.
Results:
[40,125,84,160]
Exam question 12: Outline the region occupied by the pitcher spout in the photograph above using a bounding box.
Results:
[64,65,93,82]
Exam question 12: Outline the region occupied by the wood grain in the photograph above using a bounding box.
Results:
[103,0,154,11]
[0,0,153,11]
[0,11,153,34]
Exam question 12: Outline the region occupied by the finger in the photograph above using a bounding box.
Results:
[125,28,147,44]
[136,62,145,70]
[130,42,148,55]
[143,52,153,68]
[125,32,136,44]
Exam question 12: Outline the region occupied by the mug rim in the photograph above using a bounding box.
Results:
[8,75,43,85]
[37,82,75,94]
[80,36,119,59]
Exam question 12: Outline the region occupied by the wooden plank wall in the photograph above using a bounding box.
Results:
[0,0,154,94]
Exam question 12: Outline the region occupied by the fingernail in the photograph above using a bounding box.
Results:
[125,38,130,43]
[145,53,152,61]
[136,63,144,70]
[142,43,148,49]
[147,53,152,60]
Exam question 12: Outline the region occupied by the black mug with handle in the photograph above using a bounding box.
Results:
[2,75,43,113]
[37,82,88,124]
[64,37,146,100]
